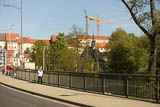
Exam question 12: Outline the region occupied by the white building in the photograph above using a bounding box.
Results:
[51,35,109,53]
[78,35,109,53]
[0,34,6,49]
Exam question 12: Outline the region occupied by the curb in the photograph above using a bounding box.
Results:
[0,82,93,107]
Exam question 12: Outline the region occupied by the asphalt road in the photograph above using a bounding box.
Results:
[0,85,74,107]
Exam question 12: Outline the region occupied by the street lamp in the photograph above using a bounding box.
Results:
[3,0,23,67]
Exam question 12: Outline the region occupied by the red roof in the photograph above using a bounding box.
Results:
[16,37,36,44]
[24,54,31,58]
[51,35,71,43]
[31,39,50,46]
[42,40,50,46]
[51,35,109,43]
[6,33,19,42]
[51,34,57,42]
[78,35,109,40]
[6,50,14,56]
[96,43,106,48]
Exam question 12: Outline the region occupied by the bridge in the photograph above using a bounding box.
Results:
[0,69,159,107]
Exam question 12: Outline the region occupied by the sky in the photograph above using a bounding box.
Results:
[0,0,143,40]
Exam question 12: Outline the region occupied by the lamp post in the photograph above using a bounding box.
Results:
[3,0,23,67]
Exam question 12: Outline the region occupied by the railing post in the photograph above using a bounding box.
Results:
[29,69,30,81]
[20,68,22,79]
[58,71,59,87]
[34,70,36,82]
[48,71,50,85]
[25,69,26,80]
[125,75,129,98]
[69,72,72,89]
[84,73,86,91]
[102,75,105,94]
[15,68,17,78]
[156,76,159,103]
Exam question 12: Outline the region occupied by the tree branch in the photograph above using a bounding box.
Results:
[131,0,137,11]
[150,0,156,26]
[121,0,153,40]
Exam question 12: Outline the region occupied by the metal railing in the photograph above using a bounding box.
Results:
[13,68,160,103]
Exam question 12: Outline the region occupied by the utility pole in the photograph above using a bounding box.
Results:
[3,0,23,68]
[43,47,45,71]
[84,9,89,72]
[20,0,23,56]
[84,9,88,36]
[5,51,7,74]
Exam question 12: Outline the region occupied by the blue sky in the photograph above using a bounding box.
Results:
[0,0,143,39]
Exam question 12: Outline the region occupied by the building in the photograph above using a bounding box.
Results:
[0,49,5,68]
[78,35,109,53]
[6,33,19,57]
[0,34,6,49]
[50,34,109,53]
[0,34,6,68]
[0,32,109,68]
[17,37,35,54]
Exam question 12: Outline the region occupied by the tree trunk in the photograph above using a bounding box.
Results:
[148,34,159,75]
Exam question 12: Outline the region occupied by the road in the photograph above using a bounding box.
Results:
[0,85,74,107]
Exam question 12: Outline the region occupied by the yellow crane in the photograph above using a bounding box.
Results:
[87,14,120,36]
[0,25,13,49]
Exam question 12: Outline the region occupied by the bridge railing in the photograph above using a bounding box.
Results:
[13,68,160,103]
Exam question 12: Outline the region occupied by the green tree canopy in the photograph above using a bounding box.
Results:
[31,40,48,68]
[107,28,150,73]
[121,0,160,75]
[50,33,81,72]
[52,33,68,50]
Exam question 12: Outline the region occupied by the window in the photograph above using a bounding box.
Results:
[0,56,2,60]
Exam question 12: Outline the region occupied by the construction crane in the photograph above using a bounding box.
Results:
[84,9,88,36]
[84,9,120,36]
[0,25,13,49]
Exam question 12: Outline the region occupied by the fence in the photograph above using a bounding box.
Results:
[13,68,160,103]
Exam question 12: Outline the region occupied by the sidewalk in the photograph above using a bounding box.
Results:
[0,74,159,107]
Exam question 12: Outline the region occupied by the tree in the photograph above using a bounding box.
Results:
[68,25,85,48]
[31,40,48,68]
[121,0,160,75]
[50,33,80,72]
[68,25,85,37]
[107,29,136,73]
[52,33,68,49]
[50,33,67,70]
[24,47,31,54]
[107,28,150,73]
[81,46,95,72]
[54,48,80,72]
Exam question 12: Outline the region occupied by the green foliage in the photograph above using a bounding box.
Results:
[68,25,85,49]
[133,36,150,70]
[122,0,160,75]
[52,33,68,49]
[50,48,80,72]
[126,0,160,31]
[128,0,149,12]
[107,28,150,73]
[50,33,80,72]
[67,37,79,48]
[31,40,48,68]
[80,46,102,72]
[81,47,95,71]
[24,47,31,54]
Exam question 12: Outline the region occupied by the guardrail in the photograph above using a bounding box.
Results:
[13,68,160,103]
